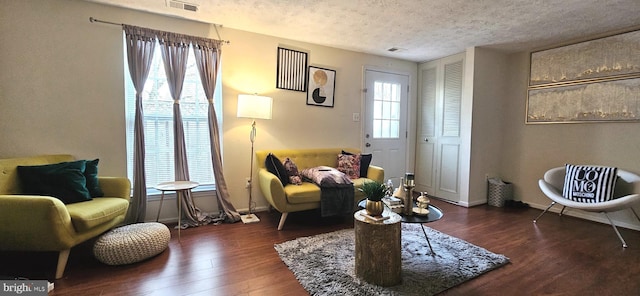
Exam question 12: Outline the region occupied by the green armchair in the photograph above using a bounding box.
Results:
[0,155,131,279]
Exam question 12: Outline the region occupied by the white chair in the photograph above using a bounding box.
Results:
[534,166,640,248]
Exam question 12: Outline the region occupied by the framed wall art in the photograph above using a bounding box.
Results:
[527,29,640,124]
[307,66,336,108]
[527,77,640,123]
[276,47,308,92]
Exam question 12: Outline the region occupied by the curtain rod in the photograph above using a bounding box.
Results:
[89,17,230,45]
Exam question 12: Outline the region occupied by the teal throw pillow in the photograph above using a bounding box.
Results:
[84,159,104,197]
[17,160,92,204]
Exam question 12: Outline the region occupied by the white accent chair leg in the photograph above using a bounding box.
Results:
[277,212,289,231]
[631,208,640,222]
[55,249,70,279]
[559,206,567,216]
[603,212,628,248]
[533,202,556,223]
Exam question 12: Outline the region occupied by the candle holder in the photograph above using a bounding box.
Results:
[402,173,415,216]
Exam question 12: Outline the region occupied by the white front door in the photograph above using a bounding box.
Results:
[363,70,409,187]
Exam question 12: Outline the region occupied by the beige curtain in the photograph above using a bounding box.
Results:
[123,25,156,223]
[193,38,241,222]
[158,32,214,227]
[122,25,236,226]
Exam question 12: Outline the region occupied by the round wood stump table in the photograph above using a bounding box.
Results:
[354,209,402,287]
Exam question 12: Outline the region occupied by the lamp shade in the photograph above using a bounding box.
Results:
[237,94,273,120]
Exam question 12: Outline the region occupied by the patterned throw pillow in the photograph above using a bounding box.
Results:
[337,153,361,179]
[341,150,372,177]
[283,158,302,185]
[562,164,617,203]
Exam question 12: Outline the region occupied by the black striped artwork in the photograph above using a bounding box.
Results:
[276,47,308,92]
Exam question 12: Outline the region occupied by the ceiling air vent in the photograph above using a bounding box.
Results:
[167,0,198,12]
[387,47,407,52]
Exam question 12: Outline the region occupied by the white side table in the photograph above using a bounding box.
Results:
[155,181,199,241]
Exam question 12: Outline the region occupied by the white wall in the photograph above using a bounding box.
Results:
[0,0,417,221]
[502,52,640,230]
[468,47,509,206]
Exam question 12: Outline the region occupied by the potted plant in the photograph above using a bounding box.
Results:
[359,181,387,216]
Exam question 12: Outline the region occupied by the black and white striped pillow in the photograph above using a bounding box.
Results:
[562,165,617,203]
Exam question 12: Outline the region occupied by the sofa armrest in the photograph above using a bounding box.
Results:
[367,165,384,183]
[0,195,77,251]
[257,168,288,212]
[98,177,131,201]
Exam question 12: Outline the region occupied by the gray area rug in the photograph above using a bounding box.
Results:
[274,224,509,295]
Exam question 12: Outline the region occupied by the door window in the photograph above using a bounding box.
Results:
[373,81,401,139]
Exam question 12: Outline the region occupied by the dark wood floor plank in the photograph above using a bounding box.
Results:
[1,199,639,295]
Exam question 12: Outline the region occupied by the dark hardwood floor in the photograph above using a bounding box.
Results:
[1,199,639,295]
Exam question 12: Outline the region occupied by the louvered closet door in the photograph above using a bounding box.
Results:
[415,64,437,193]
[416,53,464,202]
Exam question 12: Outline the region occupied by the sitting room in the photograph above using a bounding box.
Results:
[1,0,640,295]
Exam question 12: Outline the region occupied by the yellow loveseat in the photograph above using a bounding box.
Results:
[256,148,384,230]
[0,155,131,279]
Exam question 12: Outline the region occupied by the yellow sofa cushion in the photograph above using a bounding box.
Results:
[66,197,130,233]
[284,183,322,204]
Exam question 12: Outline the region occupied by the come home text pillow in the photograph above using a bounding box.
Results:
[562,164,617,203]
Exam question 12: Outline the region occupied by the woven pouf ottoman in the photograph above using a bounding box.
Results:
[93,222,171,265]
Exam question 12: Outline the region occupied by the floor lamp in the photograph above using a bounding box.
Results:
[237,94,273,224]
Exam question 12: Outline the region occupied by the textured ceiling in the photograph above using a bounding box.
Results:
[86,0,640,62]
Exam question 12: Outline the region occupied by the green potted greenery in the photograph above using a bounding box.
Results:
[359,181,387,216]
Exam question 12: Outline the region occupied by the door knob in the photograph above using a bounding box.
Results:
[425,138,429,142]
[365,143,371,147]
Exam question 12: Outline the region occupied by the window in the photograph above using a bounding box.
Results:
[372,81,401,138]
[124,40,222,192]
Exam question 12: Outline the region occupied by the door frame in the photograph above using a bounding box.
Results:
[361,66,415,185]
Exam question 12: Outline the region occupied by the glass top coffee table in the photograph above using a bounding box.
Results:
[358,199,444,254]
[400,204,443,254]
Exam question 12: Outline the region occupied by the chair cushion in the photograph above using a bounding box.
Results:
[66,197,130,232]
[284,182,321,204]
[562,164,617,203]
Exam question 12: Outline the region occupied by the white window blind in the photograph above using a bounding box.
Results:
[124,39,222,190]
